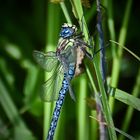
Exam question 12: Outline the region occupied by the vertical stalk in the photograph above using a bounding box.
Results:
[70,1,91,140]
[95,93,107,140]
[107,0,133,139]
[96,0,108,139]
[44,3,61,140]
[110,0,132,89]
[105,0,116,113]
[86,60,117,140]
[85,63,99,140]
[77,74,88,140]
[60,2,72,24]
[96,0,107,91]
[90,111,98,140]
[93,58,117,140]
[71,0,117,139]
[109,0,132,116]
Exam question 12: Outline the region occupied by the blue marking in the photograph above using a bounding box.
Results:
[69,69,74,75]
[63,84,68,89]
[62,80,68,85]
[60,27,74,38]
[60,89,66,95]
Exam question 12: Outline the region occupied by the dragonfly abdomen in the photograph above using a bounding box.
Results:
[47,65,75,140]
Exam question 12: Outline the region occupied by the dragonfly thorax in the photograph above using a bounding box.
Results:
[56,37,74,54]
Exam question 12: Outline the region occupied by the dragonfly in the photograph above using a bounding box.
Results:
[33,23,92,140]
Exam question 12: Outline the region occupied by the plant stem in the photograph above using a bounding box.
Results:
[109,0,132,117]
[71,0,117,139]
[44,3,61,140]
[105,0,116,113]
[93,58,117,140]
[77,74,88,140]
[60,2,72,24]
[110,0,132,88]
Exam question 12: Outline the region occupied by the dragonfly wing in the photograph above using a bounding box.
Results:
[40,66,64,102]
[33,50,58,72]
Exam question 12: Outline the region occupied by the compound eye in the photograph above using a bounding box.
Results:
[60,27,74,38]
[64,28,69,33]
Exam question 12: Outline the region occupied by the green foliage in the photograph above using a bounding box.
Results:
[0,0,139,140]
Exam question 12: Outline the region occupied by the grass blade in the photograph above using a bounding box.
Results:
[108,87,140,111]
[0,78,36,140]
[110,40,140,62]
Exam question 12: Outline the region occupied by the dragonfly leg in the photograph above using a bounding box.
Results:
[80,47,93,60]
[73,32,84,39]
[77,39,93,48]
[68,85,76,101]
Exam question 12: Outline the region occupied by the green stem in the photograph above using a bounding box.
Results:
[90,111,98,140]
[71,0,117,139]
[60,2,72,24]
[105,0,116,113]
[109,0,132,115]
[44,3,61,140]
[93,58,117,140]
[111,0,132,87]
[70,0,90,40]
[108,0,133,139]
[77,74,89,140]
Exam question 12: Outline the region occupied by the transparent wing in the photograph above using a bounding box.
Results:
[40,65,64,102]
[33,50,58,72]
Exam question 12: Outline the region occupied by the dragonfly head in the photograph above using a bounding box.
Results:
[59,23,77,38]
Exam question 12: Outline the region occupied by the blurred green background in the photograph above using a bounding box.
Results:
[0,0,139,140]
